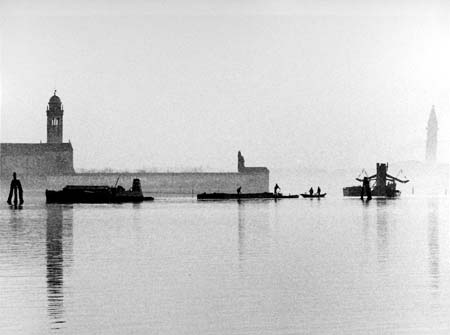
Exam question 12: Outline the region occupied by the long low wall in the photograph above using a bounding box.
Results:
[1,172,270,195]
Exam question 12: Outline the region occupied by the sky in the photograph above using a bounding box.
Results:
[1,0,449,171]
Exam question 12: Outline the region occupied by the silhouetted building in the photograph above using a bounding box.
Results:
[0,92,74,176]
[426,105,438,162]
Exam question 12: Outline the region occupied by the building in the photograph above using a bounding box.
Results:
[0,92,75,177]
[1,92,269,193]
[425,105,438,162]
[238,151,269,174]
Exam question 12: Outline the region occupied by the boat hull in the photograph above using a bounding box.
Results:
[46,183,154,203]
[342,185,401,197]
[301,193,326,198]
[343,186,362,197]
[197,192,299,200]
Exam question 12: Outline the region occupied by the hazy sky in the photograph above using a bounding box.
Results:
[1,0,449,171]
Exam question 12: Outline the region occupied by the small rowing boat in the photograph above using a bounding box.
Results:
[300,193,326,198]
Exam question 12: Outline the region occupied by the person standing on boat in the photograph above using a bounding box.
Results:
[309,187,314,196]
[7,172,24,207]
[237,186,241,195]
[317,186,321,196]
[274,184,280,196]
[360,177,372,201]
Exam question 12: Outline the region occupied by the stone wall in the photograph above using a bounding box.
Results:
[0,143,74,176]
[0,171,270,194]
[0,147,269,194]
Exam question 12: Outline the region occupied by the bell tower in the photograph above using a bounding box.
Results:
[47,90,64,143]
[425,105,438,162]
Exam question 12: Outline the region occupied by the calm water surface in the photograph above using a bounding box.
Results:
[0,194,449,334]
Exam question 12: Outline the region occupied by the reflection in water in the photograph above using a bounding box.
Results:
[427,199,440,298]
[237,201,271,270]
[46,205,73,329]
[237,201,245,263]
[376,200,388,267]
[4,196,450,334]
[361,201,370,264]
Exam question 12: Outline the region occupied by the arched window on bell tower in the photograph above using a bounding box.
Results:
[47,91,64,143]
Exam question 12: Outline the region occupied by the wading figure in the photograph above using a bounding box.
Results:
[7,172,24,207]
[360,177,372,201]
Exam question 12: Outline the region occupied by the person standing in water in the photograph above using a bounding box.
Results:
[7,172,24,207]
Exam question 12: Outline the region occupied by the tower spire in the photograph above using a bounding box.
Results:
[425,105,438,162]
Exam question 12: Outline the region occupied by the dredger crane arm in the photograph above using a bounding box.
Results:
[386,173,409,183]
[355,174,377,182]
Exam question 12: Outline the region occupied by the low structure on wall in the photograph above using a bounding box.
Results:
[0,92,269,194]
[238,151,269,174]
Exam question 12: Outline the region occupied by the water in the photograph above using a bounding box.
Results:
[0,194,449,334]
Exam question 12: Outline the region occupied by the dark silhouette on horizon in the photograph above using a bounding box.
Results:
[274,184,280,196]
[7,172,24,207]
[360,177,372,201]
[426,105,438,162]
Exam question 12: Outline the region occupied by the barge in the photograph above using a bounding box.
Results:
[46,178,154,203]
[197,192,299,200]
[343,163,408,198]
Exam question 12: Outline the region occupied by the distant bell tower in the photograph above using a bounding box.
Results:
[425,105,438,162]
[238,151,245,172]
[47,90,64,143]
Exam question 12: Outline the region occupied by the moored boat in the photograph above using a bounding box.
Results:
[46,178,154,203]
[197,192,299,200]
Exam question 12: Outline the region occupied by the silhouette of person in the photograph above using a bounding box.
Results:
[317,186,321,195]
[7,172,24,207]
[360,177,372,201]
[274,184,280,196]
[309,187,314,196]
[237,186,241,195]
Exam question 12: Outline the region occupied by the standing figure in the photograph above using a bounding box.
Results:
[274,184,280,196]
[7,172,24,206]
[309,187,314,196]
[360,177,372,201]
[317,186,321,196]
[237,186,242,195]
